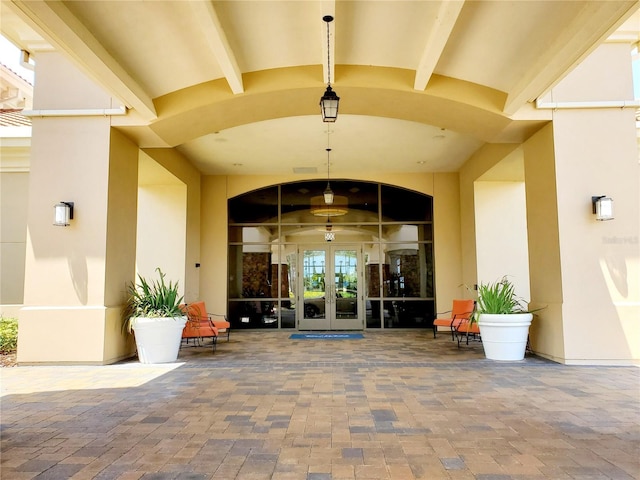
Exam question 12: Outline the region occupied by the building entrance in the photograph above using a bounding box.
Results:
[227,181,435,330]
[298,244,363,330]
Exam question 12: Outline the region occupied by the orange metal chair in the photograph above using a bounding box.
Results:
[179,303,219,352]
[432,299,475,339]
[183,301,231,342]
[455,317,481,348]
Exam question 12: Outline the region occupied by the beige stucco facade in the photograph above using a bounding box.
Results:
[1,8,638,365]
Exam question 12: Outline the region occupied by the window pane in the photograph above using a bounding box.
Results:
[383,300,434,328]
[381,224,431,242]
[364,243,382,298]
[381,185,432,222]
[229,225,278,244]
[229,186,278,223]
[229,300,277,329]
[367,299,382,328]
[279,300,296,329]
[281,180,378,224]
[228,244,275,299]
[382,241,434,298]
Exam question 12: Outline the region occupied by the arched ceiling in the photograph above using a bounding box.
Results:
[1,0,637,176]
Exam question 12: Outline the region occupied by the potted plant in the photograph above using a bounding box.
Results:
[474,276,538,361]
[123,268,187,364]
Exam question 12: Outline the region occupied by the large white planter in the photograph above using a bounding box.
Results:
[131,316,187,364]
[477,313,533,361]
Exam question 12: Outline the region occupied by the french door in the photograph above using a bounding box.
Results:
[298,244,363,330]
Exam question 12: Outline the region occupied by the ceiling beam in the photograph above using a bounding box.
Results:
[320,0,336,84]
[413,1,465,91]
[7,0,157,121]
[189,1,244,95]
[503,0,639,115]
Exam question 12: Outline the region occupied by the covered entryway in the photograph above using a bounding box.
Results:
[227,180,435,331]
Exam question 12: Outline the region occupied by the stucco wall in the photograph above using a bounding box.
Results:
[142,148,202,302]
[18,52,139,364]
[524,41,639,364]
[0,171,28,311]
[475,181,530,298]
[523,124,566,361]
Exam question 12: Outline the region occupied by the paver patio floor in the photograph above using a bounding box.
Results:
[1,330,639,479]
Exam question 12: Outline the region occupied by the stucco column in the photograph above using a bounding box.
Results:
[18,52,139,364]
[524,43,639,365]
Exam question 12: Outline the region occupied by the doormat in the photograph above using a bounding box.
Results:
[290,333,364,340]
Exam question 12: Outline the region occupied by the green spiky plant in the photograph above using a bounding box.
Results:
[469,276,546,325]
[123,268,184,333]
[476,276,527,316]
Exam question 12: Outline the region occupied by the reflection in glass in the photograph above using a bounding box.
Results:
[302,250,326,320]
[228,186,278,223]
[229,300,277,329]
[367,299,382,328]
[334,249,358,319]
[228,245,273,299]
[382,226,434,298]
[281,180,379,224]
[383,300,435,328]
[381,185,432,222]
[227,182,434,329]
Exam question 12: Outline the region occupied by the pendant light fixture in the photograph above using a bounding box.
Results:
[310,134,348,217]
[320,15,339,122]
[325,217,335,242]
[323,147,334,205]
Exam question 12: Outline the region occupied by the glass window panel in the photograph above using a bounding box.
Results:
[228,244,275,298]
[381,185,432,222]
[281,180,378,224]
[423,224,433,242]
[302,249,326,320]
[424,243,434,298]
[367,299,382,328]
[381,224,431,243]
[229,186,278,224]
[279,299,296,329]
[383,300,399,328]
[383,300,434,328]
[229,300,277,329]
[335,249,358,320]
[364,243,382,298]
[229,225,278,244]
[382,242,434,298]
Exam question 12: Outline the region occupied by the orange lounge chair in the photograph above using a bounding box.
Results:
[183,301,231,342]
[180,303,219,352]
[432,299,475,339]
[455,317,481,348]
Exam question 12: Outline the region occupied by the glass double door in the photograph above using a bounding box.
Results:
[298,245,363,330]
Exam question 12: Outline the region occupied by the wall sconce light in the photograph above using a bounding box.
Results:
[54,201,74,226]
[592,196,614,221]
